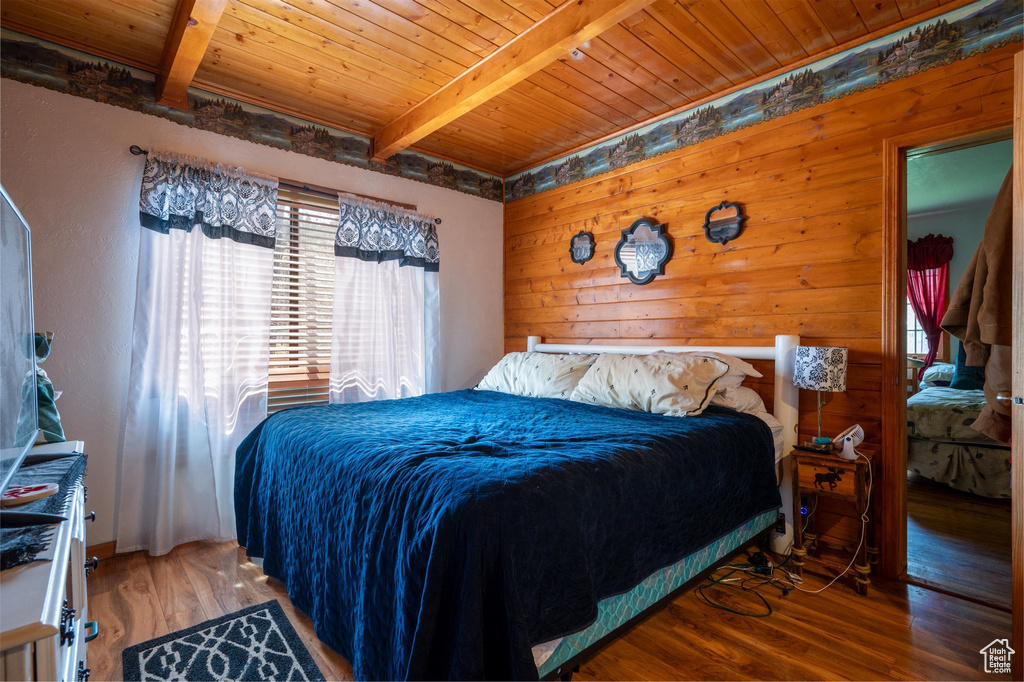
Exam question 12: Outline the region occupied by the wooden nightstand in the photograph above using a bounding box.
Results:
[790,448,874,595]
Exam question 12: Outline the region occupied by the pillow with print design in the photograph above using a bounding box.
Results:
[919,361,955,389]
[684,351,762,389]
[569,352,730,416]
[476,351,597,400]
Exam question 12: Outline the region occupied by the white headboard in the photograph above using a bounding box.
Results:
[526,334,799,553]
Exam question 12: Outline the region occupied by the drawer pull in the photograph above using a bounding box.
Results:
[85,511,96,522]
[85,556,99,577]
[77,661,91,682]
[83,620,99,642]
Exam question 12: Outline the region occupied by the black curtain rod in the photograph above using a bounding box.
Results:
[129,145,441,225]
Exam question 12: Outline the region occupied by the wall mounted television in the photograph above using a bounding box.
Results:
[0,185,39,493]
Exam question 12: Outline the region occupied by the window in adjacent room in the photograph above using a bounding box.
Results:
[906,301,929,356]
[268,186,338,412]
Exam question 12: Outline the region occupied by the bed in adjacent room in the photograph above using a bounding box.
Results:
[234,336,798,681]
[907,363,1011,499]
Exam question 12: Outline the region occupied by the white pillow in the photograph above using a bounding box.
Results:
[681,351,763,389]
[476,352,597,399]
[919,361,955,389]
[711,386,784,462]
[711,385,767,413]
[569,353,730,416]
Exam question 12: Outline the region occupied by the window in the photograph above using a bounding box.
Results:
[267,186,338,412]
[906,301,928,356]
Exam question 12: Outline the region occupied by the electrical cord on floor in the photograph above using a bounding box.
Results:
[696,552,803,617]
[696,565,775,617]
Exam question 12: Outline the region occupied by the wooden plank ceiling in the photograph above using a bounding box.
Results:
[2,0,967,176]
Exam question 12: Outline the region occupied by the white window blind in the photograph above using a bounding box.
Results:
[268,187,338,412]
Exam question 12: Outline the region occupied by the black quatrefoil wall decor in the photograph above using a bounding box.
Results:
[569,230,595,265]
[614,217,672,286]
[702,201,745,245]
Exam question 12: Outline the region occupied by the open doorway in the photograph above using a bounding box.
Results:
[903,136,1013,609]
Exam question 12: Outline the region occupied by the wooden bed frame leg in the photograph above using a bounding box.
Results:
[560,664,579,681]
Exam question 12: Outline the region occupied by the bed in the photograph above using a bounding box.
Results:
[234,335,800,680]
[907,385,1011,499]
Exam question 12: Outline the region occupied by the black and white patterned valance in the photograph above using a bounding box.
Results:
[138,152,279,249]
[335,195,439,271]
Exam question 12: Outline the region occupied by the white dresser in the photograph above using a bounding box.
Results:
[0,466,94,682]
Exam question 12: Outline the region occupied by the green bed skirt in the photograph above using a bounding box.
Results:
[537,509,778,678]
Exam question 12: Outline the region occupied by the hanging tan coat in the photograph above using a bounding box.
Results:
[940,168,1013,443]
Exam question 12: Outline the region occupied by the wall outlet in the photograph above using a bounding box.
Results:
[775,511,786,534]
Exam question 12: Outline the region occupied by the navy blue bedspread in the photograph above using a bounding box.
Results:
[234,390,780,681]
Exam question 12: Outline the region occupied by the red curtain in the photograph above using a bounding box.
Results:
[907,234,954,375]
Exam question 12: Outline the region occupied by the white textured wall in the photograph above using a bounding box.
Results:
[908,199,992,302]
[0,79,505,547]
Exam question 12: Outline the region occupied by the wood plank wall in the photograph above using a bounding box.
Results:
[503,44,1019,565]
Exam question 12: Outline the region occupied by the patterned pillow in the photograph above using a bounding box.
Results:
[476,352,597,400]
[919,361,955,389]
[682,351,762,389]
[569,353,730,416]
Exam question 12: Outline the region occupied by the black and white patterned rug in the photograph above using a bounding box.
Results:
[122,600,325,681]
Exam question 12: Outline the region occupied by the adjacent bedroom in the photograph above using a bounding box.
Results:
[0,1,1022,681]
[903,137,1014,610]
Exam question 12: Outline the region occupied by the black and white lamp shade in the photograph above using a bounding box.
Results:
[793,346,848,392]
[569,231,595,265]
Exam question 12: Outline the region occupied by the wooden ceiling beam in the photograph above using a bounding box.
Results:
[370,0,657,162]
[156,0,228,108]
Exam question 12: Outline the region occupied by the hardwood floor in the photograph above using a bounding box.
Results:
[906,473,1013,609]
[87,541,354,681]
[87,540,1010,681]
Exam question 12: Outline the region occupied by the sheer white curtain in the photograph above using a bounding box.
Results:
[329,195,440,402]
[117,153,278,556]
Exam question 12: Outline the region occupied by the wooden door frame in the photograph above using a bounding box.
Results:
[1011,48,1022,682]
[879,110,1013,581]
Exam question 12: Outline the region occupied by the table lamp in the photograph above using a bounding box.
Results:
[793,346,848,449]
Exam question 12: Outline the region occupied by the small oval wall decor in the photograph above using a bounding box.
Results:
[703,201,745,245]
[569,231,595,265]
[614,218,672,286]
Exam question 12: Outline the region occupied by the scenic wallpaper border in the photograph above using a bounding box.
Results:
[2,0,1021,206]
[505,0,1023,202]
[0,29,505,203]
